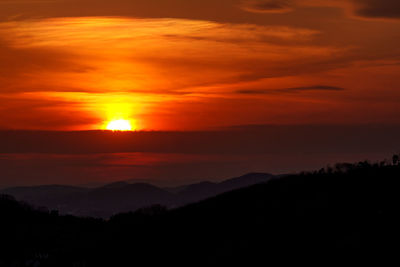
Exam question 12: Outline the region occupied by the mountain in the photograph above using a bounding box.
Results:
[75,183,176,217]
[1,185,90,209]
[175,172,274,204]
[2,184,89,199]
[1,159,399,265]
[1,173,274,217]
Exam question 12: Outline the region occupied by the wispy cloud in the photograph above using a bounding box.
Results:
[0,2,399,130]
[236,85,345,94]
[0,17,335,95]
[240,0,295,13]
[352,0,400,19]
[241,0,400,19]
[284,85,346,91]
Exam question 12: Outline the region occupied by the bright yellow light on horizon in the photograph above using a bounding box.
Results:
[101,100,139,131]
[105,119,133,131]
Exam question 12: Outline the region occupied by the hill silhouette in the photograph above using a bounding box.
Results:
[1,173,274,217]
[1,155,399,265]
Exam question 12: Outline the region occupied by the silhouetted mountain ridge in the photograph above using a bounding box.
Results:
[99,181,130,189]
[1,157,399,265]
[175,172,273,204]
[1,172,274,217]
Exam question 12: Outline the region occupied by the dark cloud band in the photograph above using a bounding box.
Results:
[236,85,345,94]
[353,0,400,19]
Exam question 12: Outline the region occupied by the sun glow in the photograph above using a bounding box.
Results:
[106,119,133,131]
[101,100,139,131]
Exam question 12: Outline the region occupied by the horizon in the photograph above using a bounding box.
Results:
[1,0,400,187]
[2,121,400,131]
[1,124,399,187]
[0,152,396,189]
[0,153,395,189]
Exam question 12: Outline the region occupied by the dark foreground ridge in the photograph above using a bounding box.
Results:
[1,156,400,265]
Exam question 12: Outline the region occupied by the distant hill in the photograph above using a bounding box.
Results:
[175,172,273,204]
[1,173,274,217]
[1,185,90,211]
[1,158,399,265]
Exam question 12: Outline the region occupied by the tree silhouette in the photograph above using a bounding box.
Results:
[393,154,399,165]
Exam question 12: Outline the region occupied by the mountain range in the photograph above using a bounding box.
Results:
[1,172,274,217]
[2,159,399,265]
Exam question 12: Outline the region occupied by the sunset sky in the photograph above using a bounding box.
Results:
[1,1,400,187]
[1,0,400,130]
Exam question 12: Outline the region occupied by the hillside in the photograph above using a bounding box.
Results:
[1,158,399,265]
[1,173,274,217]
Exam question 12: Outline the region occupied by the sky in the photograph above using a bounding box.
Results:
[0,0,400,130]
[0,1,400,186]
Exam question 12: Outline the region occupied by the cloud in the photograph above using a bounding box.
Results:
[0,0,247,23]
[0,16,354,130]
[240,0,295,13]
[284,85,346,91]
[0,93,99,130]
[0,17,319,48]
[0,17,335,95]
[1,0,399,23]
[1,125,399,187]
[0,5,399,131]
[236,85,345,94]
[352,0,400,19]
[241,0,400,19]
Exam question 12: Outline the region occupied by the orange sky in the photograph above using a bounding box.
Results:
[1,0,400,130]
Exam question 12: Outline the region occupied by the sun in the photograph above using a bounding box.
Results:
[106,119,133,131]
